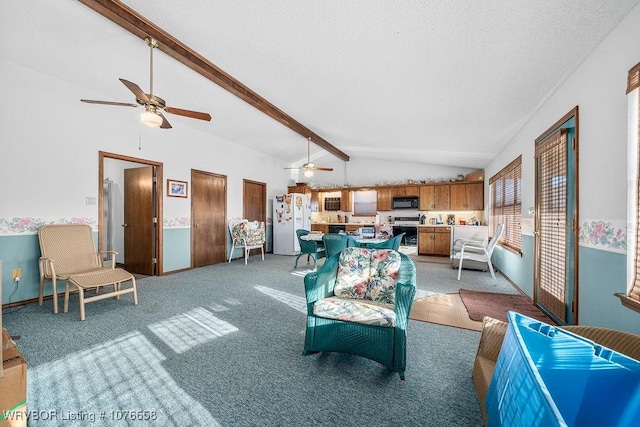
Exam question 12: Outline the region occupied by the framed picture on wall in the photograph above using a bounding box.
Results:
[167,179,188,198]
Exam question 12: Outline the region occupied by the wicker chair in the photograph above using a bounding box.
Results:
[295,229,325,269]
[227,219,266,265]
[472,316,640,425]
[365,232,405,250]
[302,247,416,379]
[321,233,358,258]
[38,224,138,320]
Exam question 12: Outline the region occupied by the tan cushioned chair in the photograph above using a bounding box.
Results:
[38,224,138,320]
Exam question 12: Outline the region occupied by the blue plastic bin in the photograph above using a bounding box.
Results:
[486,311,640,427]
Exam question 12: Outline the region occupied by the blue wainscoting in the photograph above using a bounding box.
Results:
[163,228,191,272]
[579,246,639,334]
[0,234,60,305]
[492,235,534,297]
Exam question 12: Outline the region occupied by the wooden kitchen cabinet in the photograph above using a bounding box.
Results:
[345,224,360,232]
[376,188,392,211]
[390,187,407,198]
[404,186,419,197]
[418,226,451,255]
[419,185,450,211]
[340,190,352,211]
[450,182,484,210]
[311,224,328,234]
[310,191,321,212]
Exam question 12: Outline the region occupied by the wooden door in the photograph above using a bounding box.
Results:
[243,179,266,255]
[191,170,227,267]
[243,179,266,223]
[124,166,155,274]
[534,108,578,325]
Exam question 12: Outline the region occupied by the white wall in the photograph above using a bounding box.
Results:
[0,59,292,223]
[485,2,640,330]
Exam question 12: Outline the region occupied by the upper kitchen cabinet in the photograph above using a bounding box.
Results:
[404,186,419,197]
[377,187,392,211]
[449,182,484,210]
[310,190,321,212]
[419,185,450,210]
[340,190,352,211]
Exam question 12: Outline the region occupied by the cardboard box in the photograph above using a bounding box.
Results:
[1,328,27,427]
[465,170,484,182]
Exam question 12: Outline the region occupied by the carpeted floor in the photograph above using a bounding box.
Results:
[2,254,518,426]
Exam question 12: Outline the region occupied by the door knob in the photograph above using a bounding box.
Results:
[194,224,199,228]
[122,224,128,227]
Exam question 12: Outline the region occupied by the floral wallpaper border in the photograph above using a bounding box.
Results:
[0,216,195,235]
[0,217,98,235]
[163,217,191,229]
[578,219,627,253]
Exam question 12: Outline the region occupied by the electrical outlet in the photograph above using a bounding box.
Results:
[12,268,22,280]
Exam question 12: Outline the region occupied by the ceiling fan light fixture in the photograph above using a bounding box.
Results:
[140,110,163,127]
[304,169,314,177]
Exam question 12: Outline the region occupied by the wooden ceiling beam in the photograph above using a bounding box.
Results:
[78,0,349,161]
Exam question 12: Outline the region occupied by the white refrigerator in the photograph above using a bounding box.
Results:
[273,193,311,255]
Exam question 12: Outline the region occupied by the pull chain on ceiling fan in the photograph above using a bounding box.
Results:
[81,37,212,129]
[284,137,334,177]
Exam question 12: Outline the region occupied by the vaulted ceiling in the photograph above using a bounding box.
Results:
[2,1,639,170]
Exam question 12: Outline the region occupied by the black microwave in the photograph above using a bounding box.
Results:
[392,196,419,210]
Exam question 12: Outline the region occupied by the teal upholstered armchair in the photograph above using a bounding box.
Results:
[302,247,416,379]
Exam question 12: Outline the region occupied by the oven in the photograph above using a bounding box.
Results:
[328,224,346,234]
[392,225,418,246]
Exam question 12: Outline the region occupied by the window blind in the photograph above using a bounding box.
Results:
[627,61,640,94]
[535,129,568,322]
[489,156,522,252]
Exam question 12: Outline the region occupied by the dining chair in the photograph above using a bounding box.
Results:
[295,229,326,269]
[365,232,405,250]
[457,224,504,280]
[322,233,350,258]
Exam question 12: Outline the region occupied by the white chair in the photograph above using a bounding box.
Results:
[228,219,265,265]
[457,224,504,281]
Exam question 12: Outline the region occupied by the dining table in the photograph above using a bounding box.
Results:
[300,233,389,247]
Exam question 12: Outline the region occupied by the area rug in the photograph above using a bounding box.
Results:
[410,293,483,331]
[458,288,555,324]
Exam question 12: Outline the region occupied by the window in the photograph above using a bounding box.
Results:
[622,61,640,312]
[489,156,522,253]
[353,190,377,215]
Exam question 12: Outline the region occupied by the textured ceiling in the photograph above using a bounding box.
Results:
[2,0,639,170]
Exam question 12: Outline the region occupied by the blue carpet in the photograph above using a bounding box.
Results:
[1,254,509,426]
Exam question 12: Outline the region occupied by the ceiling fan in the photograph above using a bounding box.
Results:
[284,137,334,177]
[81,37,211,129]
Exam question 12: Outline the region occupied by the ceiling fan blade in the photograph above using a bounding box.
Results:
[119,78,151,103]
[164,106,212,122]
[158,112,172,129]
[80,99,138,107]
[283,167,302,170]
[314,167,334,171]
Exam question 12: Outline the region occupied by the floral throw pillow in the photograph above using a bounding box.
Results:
[367,250,401,304]
[334,247,373,299]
